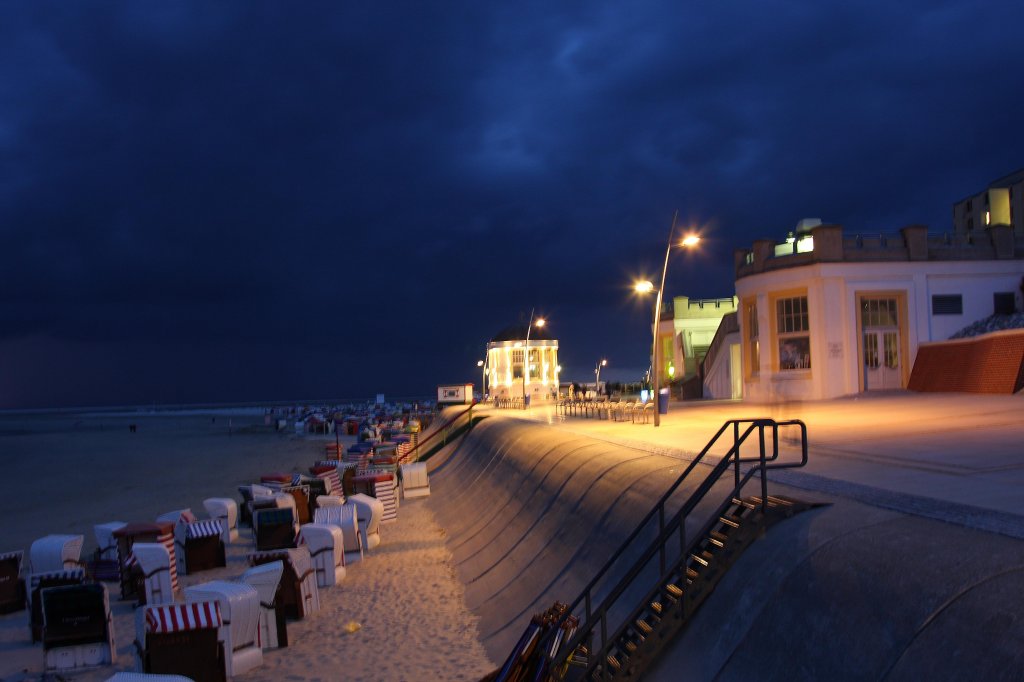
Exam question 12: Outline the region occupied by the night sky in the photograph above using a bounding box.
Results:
[3,2,1024,409]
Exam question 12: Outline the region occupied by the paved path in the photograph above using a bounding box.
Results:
[489,391,1024,537]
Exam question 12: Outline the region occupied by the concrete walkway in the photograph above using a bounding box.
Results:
[504,391,1024,538]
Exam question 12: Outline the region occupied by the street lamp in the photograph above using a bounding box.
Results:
[634,211,701,426]
[523,309,546,409]
[594,359,607,395]
[477,359,486,401]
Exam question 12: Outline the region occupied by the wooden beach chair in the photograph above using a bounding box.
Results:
[41,583,114,673]
[29,568,85,642]
[113,522,178,602]
[253,507,297,551]
[0,550,26,614]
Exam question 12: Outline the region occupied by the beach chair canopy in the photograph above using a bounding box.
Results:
[30,535,84,573]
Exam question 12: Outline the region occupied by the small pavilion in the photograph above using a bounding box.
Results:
[486,325,559,403]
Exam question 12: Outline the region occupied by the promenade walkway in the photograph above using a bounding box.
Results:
[509,391,1024,538]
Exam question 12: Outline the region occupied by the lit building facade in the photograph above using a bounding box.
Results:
[657,295,738,384]
[732,222,1024,401]
[486,325,559,403]
[953,168,1024,239]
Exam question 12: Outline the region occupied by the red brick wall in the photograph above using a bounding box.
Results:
[908,330,1024,393]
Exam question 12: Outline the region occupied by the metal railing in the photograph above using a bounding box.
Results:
[522,417,808,680]
[404,403,477,462]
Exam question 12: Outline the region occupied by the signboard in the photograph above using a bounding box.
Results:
[437,384,474,405]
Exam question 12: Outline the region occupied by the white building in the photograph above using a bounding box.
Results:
[486,325,560,403]
[730,222,1024,401]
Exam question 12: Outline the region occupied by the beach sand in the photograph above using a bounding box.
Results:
[0,410,495,681]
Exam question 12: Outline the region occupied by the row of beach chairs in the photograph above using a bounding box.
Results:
[0,438,433,680]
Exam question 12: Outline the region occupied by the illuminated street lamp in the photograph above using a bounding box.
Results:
[634,211,701,427]
[523,310,546,408]
[477,359,486,401]
[594,359,607,394]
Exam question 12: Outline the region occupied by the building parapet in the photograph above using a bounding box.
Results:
[735,223,1022,279]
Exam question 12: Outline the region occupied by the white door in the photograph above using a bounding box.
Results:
[863,330,901,390]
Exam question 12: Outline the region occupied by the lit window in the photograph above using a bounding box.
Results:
[746,302,759,375]
[776,296,810,370]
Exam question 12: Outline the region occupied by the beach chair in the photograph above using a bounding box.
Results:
[315,495,345,508]
[298,523,345,588]
[175,520,225,575]
[89,522,126,583]
[30,534,84,573]
[237,484,274,527]
[313,504,362,563]
[249,547,319,620]
[41,583,114,672]
[0,550,26,614]
[113,522,178,602]
[107,673,196,681]
[29,568,85,642]
[310,465,343,499]
[135,600,225,682]
[348,493,384,551]
[131,543,175,605]
[353,472,398,523]
[240,561,287,649]
[400,462,430,499]
[279,484,312,524]
[202,498,239,545]
[253,507,297,551]
[184,581,262,678]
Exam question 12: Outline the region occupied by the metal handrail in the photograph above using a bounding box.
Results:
[529,418,807,680]
[405,403,476,462]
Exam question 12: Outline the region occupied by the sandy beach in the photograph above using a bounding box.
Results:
[0,409,495,681]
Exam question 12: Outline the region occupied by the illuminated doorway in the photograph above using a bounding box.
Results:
[860,296,902,390]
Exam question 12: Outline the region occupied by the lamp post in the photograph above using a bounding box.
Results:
[523,309,546,409]
[635,211,701,427]
[594,359,607,395]
[477,359,486,402]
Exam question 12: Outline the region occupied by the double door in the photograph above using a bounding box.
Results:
[863,329,901,390]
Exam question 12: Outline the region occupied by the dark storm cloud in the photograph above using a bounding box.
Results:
[2,0,1023,407]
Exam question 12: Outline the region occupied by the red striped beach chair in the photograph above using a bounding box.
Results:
[354,472,398,523]
[310,465,343,499]
[184,581,262,678]
[137,600,225,682]
[113,522,178,602]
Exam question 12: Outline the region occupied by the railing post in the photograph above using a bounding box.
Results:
[760,423,769,512]
[658,506,666,575]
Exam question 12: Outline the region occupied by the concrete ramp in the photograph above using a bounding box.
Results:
[427,416,1024,678]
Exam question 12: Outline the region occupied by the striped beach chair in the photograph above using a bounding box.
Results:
[354,472,398,523]
[137,600,225,682]
[310,465,343,499]
[113,522,178,602]
[130,543,176,606]
[177,520,225,575]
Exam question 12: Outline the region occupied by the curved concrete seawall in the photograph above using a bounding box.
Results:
[426,415,1024,680]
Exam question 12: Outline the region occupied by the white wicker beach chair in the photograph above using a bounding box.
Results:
[297,523,345,588]
[131,543,175,606]
[30,535,84,573]
[240,561,286,649]
[347,494,383,551]
[202,498,239,544]
[400,462,430,499]
[185,581,262,678]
